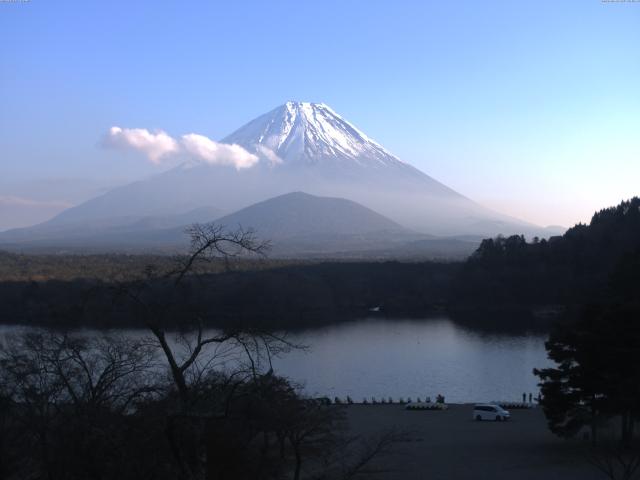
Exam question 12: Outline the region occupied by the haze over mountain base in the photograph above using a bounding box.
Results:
[0,102,563,256]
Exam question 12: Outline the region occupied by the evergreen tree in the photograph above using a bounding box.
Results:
[535,252,640,445]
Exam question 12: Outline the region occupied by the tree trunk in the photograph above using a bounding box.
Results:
[293,448,302,480]
[150,327,190,406]
[621,412,633,448]
[289,437,302,480]
[591,401,598,445]
[278,432,285,459]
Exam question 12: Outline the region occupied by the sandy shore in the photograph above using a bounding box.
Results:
[346,404,602,479]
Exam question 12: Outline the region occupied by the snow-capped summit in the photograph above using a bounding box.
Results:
[222,101,405,168]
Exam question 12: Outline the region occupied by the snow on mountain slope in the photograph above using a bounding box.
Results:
[220,101,464,200]
[222,101,404,168]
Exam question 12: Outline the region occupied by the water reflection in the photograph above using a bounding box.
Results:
[0,317,551,403]
[271,318,551,403]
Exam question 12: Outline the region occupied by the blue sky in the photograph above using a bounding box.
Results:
[1,0,639,227]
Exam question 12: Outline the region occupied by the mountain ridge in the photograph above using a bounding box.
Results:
[0,191,482,258]
[3,101,544,243]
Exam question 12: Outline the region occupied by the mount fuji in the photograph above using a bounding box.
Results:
[0,101,545,252]
[225,102,431,171]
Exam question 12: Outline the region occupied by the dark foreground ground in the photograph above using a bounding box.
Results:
[346,404,602,480]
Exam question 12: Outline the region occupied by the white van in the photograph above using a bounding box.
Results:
[473,404,510,421]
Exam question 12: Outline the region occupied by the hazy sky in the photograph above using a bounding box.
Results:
[1,0,639,228]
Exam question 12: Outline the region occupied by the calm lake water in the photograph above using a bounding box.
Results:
[0,317,552,404]
[272,318,551,403]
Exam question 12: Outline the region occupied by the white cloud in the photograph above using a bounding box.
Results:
[103,126,260,170]
[256,145,283,166]
[104,126,179,164]
[181,133,259,170]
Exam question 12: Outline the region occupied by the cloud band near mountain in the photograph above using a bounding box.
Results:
[105,127,179,164]
[181,134,258,169]
[104,127,259,170]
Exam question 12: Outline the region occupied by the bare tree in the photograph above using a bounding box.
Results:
[590,444,640,480]
[0,331,161,480]
[117,224,277,406]
[113,224,312,480]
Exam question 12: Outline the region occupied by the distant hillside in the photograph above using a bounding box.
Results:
[213,192,467,258]
[0,191,479,259]
[454,197,640,308]
[216,191,407,239]
[0,206,223,249]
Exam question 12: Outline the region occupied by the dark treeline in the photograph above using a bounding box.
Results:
[454,197,640,310]
[511,199,640,466]
[0,262,457,330]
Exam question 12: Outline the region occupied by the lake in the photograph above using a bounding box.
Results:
[272,318,551,403]
[0,317,552,404]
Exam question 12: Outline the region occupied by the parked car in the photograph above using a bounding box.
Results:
[473,404,510,421]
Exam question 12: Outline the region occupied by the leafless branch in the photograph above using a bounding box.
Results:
[172,223,270,284]
[590,444,640,480]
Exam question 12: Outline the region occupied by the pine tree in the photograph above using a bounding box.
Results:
[535,252,640,445]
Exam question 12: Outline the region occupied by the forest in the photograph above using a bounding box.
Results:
[453,198,640,310]
[1,198,640,332]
